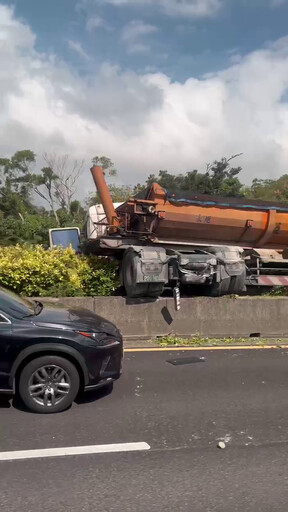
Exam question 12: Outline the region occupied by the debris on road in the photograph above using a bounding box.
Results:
[167,356,206,366]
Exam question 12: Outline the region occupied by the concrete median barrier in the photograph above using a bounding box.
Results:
[37,296,288,340]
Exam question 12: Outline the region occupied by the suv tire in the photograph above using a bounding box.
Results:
[18,355,80,414]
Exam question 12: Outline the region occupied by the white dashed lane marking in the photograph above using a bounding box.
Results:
[0,442,151,461]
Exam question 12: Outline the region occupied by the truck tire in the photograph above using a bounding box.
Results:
[228,272,246,295]
[207,276,231,297]
[146,283,165,297]
[122,249,164,298]
[123,249,149,297]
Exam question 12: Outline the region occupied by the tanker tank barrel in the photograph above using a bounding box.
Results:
[115,183,288,249]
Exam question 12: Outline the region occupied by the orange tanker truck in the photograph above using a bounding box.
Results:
[50,165,288,299]
[87,165,288,298]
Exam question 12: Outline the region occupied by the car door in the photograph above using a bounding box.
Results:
[0,311,13,390]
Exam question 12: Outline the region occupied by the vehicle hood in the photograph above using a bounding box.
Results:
[33,304,120,337]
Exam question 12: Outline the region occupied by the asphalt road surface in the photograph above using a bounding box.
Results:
[1,347,288,511]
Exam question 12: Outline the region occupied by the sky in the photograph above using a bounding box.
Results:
[1,0,288,198]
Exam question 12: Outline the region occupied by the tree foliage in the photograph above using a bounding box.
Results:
[25,166,60,224]
[92,155,117,177]
[0,150,87,246]
[87,183,138,207]
[245,175,288,202]
[144,155,243,197]
[0,214,57,247]
[0,150,36,220]
[43,153,84,212]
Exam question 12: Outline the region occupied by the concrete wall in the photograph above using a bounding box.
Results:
[39,296,288,339]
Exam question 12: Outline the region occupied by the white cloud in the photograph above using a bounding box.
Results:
[0,4,35,49]
[121,20,158,54]
[160,0,222,17]
[67,39,90,60]
[127,43,151,54]
[122,20,157,42]
[1,4,288,201]
[86,15,105,31]
[78,0,223,18]
[271,0,288,6]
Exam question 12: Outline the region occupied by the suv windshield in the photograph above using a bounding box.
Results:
[0,287,35,319]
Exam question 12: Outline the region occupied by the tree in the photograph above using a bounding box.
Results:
[87,184,133,207]
[205,155,243,196]
[133,183,146,195]
[88,155,124,205]
[87,154,245,208]
[0,150,36,220]
[56,200,86,228]
[0,149,87,246]
[246,175,288,202]
[26,166,60,225]
[19,153,84,226]
[143,155,244,197]
[92,156,117,177]
[0,212,58,247]
[43,153,84,213]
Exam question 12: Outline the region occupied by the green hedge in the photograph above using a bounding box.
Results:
[0,245,120,297]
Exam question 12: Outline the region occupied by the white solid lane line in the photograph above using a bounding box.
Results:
[0,442,151,461]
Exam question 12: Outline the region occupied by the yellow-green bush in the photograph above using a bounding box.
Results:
[0,245,120,297]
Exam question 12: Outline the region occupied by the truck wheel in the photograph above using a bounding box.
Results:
[123,249,149,297]
[207,276,231,297]
[123,249,164,298]
[147,283,165,297]
[228,272,246,295]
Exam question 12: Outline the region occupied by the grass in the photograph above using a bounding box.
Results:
[152,334,288,347]
[263,287,288,297]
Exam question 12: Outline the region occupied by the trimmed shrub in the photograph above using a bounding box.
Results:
[0,245,120,297]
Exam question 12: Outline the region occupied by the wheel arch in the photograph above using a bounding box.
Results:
[10,344,89,391]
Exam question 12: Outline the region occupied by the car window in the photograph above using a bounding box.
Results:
[0,287,34,319]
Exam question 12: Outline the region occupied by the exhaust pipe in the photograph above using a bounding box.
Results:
[90,165,120,231]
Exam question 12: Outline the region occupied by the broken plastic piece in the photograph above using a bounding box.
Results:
[173,286,181,311]
[167,356,205,366]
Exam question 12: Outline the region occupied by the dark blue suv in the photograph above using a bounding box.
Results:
[0,287,122,413]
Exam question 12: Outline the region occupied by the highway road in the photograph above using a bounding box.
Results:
[1,347,288,511]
